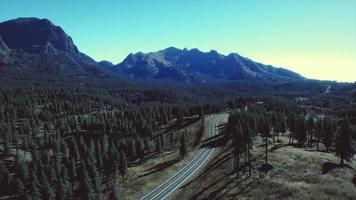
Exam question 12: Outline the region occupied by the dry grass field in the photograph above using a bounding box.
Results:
[170,135,356,200]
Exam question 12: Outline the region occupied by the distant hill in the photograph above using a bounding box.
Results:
[115,47,304,83]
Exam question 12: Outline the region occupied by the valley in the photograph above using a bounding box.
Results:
[0,14,355,200]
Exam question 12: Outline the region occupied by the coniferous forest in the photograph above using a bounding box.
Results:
[0,77,355,199]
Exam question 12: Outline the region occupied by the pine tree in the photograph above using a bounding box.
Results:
[39,170,55,200]
[232,124,243,174]
[119,151,127,182]
[4,127,12,155]
[323,120,333,152]
[29,170,41,200]
[155,136,162,155]
[261,120,270,165]
[179,131,188,159]
[17,160,29,187]
[102,134,109,157]
[111,185,122,200]
[335,119,353,165]
[306,116,314,146]
[295,117,307,146]
[287,114,296,144]
[14,177,25,197]
[79,164,95,200]
[160,133,165,156]
[242,124,252,176]
[135,136,144,159]
[70,157,77,183]
[0,162,12,196]
[314,120,322,150]
[57,166,72,200]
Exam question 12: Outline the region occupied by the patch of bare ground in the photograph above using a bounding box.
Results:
[170,136,356,200]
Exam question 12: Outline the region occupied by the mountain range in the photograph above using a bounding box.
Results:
[0,17,304,83]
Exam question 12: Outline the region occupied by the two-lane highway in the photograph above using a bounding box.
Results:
[140,115,224,200]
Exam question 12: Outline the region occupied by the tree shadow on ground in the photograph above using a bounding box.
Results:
[270,143,288,151]
[128,151,175,167]
[136,157,180,179]
[322,161,353,174]
[162,117,201,136]
[258,163,273,174]
[199,125,229,149]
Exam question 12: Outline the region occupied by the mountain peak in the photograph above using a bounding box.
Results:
[115,47,304,82]
[0,17,106,78]
[0,17,79,54]
[161,47,181,52]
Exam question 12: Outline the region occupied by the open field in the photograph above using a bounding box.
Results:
[171,135,356,200]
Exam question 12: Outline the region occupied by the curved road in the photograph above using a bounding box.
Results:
[140,115,223,200]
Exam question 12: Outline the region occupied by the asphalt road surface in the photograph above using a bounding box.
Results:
[140,115,224,200]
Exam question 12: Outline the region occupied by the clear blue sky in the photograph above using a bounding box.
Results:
[0,0,355,82]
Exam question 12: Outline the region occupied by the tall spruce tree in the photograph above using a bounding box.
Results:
[323,120,334,152]
[179,131,188,159]
[119,151,127,182]
[335,119,353,165]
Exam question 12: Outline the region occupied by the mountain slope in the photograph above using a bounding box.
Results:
[0,17,108,79]
[116,47,304,83]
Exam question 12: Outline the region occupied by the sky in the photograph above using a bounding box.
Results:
[0,0,355,82]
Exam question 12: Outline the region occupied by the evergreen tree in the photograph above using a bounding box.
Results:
[155,136,162,155]
[29,171,41,200]
[102,134,109,157]
[306,116,314,145]
[119,151,127,182]
[261,119,270,165]
[232,124,243,174]
[323,120,333,152]
[295,117,307,146]
[0,162,12,196]
[287,114,296,144]
[14,177,25,197]
[335,119,353,165]
[57,166,72,200]
[17,160,29,187]
[79,164,95,200]
[70,157,77,183]
[160,133,165,156]
[4,127,12,155]
[179,131,188,159]
[242,124,252,176]
[39,170,55,200]
[314,120,323,150]
[111,185,122,200]
[135,137,144,159]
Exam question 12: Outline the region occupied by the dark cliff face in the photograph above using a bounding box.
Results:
[115,47,304,83]
[0,18,78,54]
[0,17,109,78]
